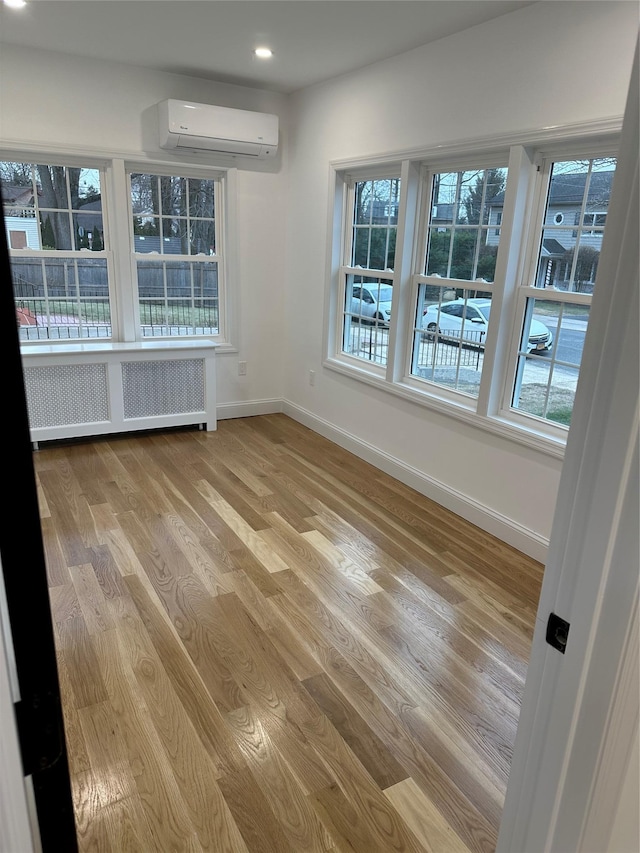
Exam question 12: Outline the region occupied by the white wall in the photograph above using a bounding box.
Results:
[0,44,289,410]
[284,1,638,555]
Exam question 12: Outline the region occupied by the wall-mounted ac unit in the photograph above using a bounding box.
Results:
[158,99,278,159]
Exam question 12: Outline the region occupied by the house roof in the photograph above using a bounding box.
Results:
[547,170,614,205]
[1,184,37,205]
[541,238,567,257]
[490,170,614,208]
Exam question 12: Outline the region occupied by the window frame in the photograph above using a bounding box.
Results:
[324,124,621,458]
[3,149,237,350]
[2,154,116,342]
[405,154,509,403]
[335,166,402,376]
[125,164,227,342]
[501,142,618,432]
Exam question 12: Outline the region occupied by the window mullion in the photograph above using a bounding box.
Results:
[106,159,138,340]
[212,177,225,341]
[65,166,75,251]
[387,159,420,384]
[478,145,538,418]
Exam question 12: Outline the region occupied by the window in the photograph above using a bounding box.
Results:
[582,211,607,233]
[2,160,110,341]
[130,171,221,337]
[10,230,27,249]
[510,156,616,427]
[327,136,618,450]
[340,175,399,368]
[3,157,230,345]
[411,166,508,398]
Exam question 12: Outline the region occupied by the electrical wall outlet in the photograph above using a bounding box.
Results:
[238,361,247,375]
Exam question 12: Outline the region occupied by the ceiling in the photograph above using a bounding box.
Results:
[0,0,537,94]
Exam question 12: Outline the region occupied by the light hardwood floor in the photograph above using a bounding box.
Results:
[34,414,544,852]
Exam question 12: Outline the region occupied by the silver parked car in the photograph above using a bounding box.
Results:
[421,298,553,353]
[350,284,393,326]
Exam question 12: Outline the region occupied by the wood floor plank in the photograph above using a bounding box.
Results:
[302,672,409,790]
[370,564,529,682]
[35,416,544,853]
[76,699,137,808]
[195,430,275,498]
[263,599,325,682]
[145,572,250,715]
[226,569,277,632]
[87,501,121,540]
[268,589,500,852]
[269,571,420,719]
[73,792,158,853]
[385,777,472,853]
[276,452,445,570]
[40,515,71,587]
[90,628,206,852]
[373,572,527,707]
[56,615,109,709]
[38,468,94,566]
[380,621,518,784]
[212,591,321,725]
[224,705,334,852]
[217,767,297,853]
[159,510,237,596]
[55,650,91,776]
[124,573,247,779]
[69,563,115,635]
[196,456,274,532]
[197,484,291,574]
[300,714,425,853]
[113,594,250,852]
[311,781,398,853]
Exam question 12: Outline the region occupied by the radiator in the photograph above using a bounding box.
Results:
[20,341,217,443]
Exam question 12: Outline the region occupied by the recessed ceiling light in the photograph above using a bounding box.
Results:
[254,47,273,60]
[3,0,27,8]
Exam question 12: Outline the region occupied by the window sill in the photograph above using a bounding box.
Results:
[324,356,567,460]
[20,339,220,358]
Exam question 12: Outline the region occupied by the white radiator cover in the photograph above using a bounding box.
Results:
[20,341,217,443]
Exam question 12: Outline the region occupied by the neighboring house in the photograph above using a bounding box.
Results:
[487,170,614,289]
[2,184,41,249]
[4,215,40,249]
[81,202,190,253]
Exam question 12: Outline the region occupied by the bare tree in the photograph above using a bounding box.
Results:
[36,165,80,250]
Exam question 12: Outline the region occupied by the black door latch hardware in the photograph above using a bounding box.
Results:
[546,612,570,653]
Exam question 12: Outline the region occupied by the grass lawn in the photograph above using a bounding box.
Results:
[516,383,574,426]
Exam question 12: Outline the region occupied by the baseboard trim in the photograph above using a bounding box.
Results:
[217,399,283,420]
[282,399,549,563]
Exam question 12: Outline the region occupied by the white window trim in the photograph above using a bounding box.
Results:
[324,119,622,459]
[4,156,116,342]
[125,163,225,343]
[499,143,618,428]
[336,167,402,373]
[3,147,238,352]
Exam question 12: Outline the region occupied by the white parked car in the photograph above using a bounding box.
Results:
[350,283,393,326]
[421,298,553,353]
